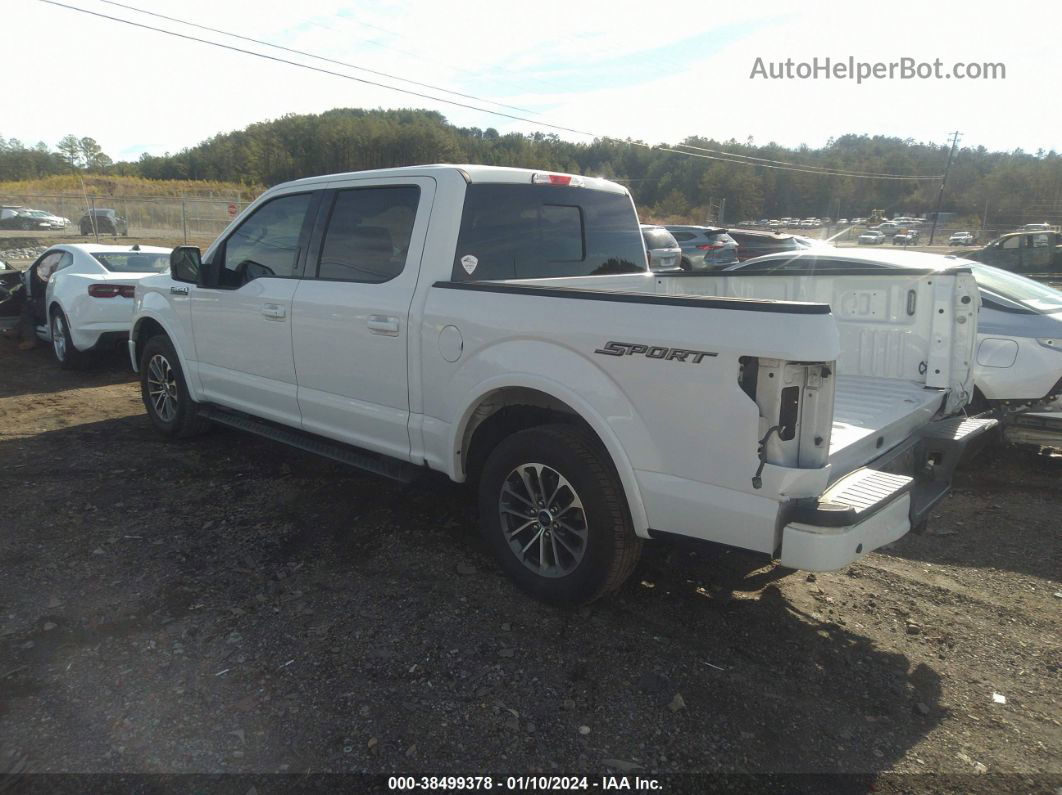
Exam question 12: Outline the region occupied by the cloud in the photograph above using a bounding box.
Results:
[3,0,1060,161]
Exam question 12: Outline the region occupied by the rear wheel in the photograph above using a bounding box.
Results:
[50,309,82,370]
[139,335,210,438]
[477,424,642,605]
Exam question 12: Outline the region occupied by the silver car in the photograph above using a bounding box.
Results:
[641,225,682,272]
[663,225,739,270]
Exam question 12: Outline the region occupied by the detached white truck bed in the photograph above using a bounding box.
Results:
[130,165,996,603]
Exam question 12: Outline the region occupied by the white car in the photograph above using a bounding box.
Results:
[24,244,170,368]
[28,210,67,230]
[858,230,886,245]
[949,231,976,246]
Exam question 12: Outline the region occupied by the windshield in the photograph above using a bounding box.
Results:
[971,262,1062,314]
[92,252,169,273]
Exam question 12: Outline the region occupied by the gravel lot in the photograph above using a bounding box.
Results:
[0,338,1059,790]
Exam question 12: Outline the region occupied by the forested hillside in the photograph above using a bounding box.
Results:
[3,108,1060,226]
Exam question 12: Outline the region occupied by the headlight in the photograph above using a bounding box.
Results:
[1037,338,1062,351]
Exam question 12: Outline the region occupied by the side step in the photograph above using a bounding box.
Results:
[909,413,998,528]
[198,406,421,484]
[915,415,999,481]
[789,468,914,527]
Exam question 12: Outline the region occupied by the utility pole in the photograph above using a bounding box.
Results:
[929,131,961,246]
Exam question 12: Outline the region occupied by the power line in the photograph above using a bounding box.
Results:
[38,0,952,183]
[674,142,944,180]
[95,0,537,115]
[38,0,598,138]
[656,146,941,181]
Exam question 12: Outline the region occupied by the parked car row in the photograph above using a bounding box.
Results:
[0,205,129,236]
[640,225,829,271]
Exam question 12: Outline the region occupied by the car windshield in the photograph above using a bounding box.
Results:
[92,252,169,273]
[971,263,1062,314]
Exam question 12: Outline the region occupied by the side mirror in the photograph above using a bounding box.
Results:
[170,246,202,284]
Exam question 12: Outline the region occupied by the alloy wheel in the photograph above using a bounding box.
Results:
[51,314,66,362]
[146,353,179,423]
[498,462,588,578]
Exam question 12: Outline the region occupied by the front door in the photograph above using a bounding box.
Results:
[1022,233,1053,272]
[190,191,316,426]
[291,179,434,461]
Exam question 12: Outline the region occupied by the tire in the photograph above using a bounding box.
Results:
[50,308,83,370]
[477,423,642,605]
[139,334,210,438]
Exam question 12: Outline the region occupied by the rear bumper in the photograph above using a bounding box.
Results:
[779,414,998,571]
[781,493,911,570]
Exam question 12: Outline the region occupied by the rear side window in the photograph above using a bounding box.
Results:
[642,228,677,249]
[317,186,420,283]
[452,184,646,280]
[93,253,168,273]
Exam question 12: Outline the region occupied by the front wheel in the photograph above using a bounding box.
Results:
[477,424,642,605]
[139,335,210,438]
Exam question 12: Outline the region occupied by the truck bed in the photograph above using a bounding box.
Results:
[829,375,943,478]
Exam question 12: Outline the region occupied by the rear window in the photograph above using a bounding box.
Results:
[92,252,169,273]
[710,232,735,244]
[452,184,646,281]
[642,228,677,249]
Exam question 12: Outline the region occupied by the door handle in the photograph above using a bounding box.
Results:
[261,303,287,320]
[367,315,400,336]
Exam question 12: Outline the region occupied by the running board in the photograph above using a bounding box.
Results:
[1005,412,1062,448]
[198,406,421,483]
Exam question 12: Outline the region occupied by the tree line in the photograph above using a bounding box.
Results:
[3,108,1060,227]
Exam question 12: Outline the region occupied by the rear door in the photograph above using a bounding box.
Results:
[291,178,435,460]
[189,191,317,425]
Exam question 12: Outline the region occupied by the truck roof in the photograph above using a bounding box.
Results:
[277,164,630,195]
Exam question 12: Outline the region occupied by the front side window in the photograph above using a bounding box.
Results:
[218,193,311,286]
[452,184,645,281]
[1001,236,1021,250]
[316,186,420,283]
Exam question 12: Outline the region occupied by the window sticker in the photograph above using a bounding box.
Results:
[460,254,478,275]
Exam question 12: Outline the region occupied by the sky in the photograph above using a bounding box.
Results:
[3,0,1061,163]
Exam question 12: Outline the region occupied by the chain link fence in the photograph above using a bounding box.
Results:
[0,193,254,244]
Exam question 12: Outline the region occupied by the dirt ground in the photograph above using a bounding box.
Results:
[0,338,1059,790]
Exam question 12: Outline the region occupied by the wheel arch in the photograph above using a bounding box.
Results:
[454,381,650,536]
[130,311,199,398]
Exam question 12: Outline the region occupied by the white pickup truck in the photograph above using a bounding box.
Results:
[130,165,996,604]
